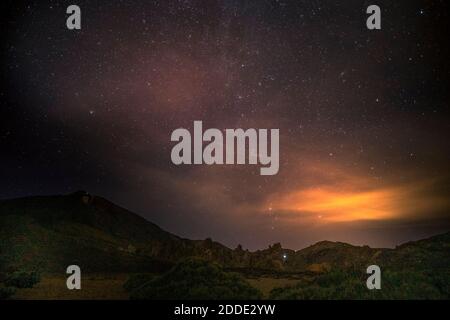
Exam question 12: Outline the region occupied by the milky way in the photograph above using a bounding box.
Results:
[1,0,449,249]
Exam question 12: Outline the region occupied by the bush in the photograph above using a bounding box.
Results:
[4,271,40,288]
[130,258,262,300]
[269,268,450,300]
[0,286,16,300]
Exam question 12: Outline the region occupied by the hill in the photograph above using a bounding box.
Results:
[0,191,232,274]
[0,191,449,277]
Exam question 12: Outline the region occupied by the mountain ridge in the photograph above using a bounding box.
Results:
[1,191,448,275]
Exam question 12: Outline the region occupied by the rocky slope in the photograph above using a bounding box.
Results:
[0,191,448,275]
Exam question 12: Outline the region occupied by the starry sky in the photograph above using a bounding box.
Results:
[1,0,450,250]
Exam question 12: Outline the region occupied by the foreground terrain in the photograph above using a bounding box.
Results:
[1,192,449,299]
[11,273,301,300]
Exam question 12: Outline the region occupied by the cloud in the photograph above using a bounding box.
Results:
[267,165,450,224]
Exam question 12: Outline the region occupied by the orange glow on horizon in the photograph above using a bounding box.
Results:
[275,188,398,222]
[269,176,448,223]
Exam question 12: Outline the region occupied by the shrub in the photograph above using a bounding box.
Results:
[130,258,262,300]
[4,271,40,288]
[0,286,16,300]
[269,268,450,300]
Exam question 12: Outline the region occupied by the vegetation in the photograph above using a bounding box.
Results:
[4,271,40,288]
[269,268,450,300]
[0,270,40,299]
[0,286,16,300]
[129,258,263,300]
[1,193,449,300]
[12,274,129,300]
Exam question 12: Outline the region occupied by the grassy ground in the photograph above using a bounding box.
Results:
[246,277,300,298]
[13,274,129,300]
[11,273,300,300]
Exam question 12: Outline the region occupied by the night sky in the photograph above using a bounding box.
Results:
[1,0,449,250]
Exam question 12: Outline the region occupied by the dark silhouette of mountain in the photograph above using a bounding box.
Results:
[0,191,233,273]
[1,191,449,275]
